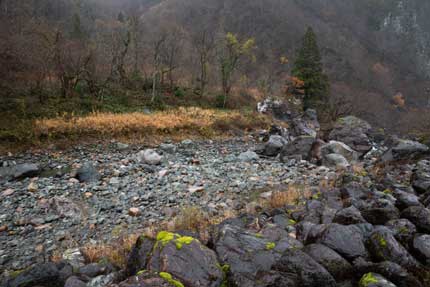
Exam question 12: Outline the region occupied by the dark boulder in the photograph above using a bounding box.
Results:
[385,219,417,247]
[340,182,369,202]
[214,223,302,287]
[78,263,109,278]
[316,224,368,260]
[303,243,353,280]
[392,189,422,210]
[64,276,86,287]
[359,199,400,225]
[6,262,62,287]
[280,135,315,162]
[261,135,287,157]
[333,206,367,225]
[126,236,155,276]
[412,160,430,194]
[401,206,430,233]
[75,162,100,183]
[321,140,359,162]
[272,249,336,287]
[412,234,430,265]
[367,227,420,271]
[296,222,326,244]
[381,139,429,162]
[146,232,223,287]
[353,259,423,287]
[358,273,397,287]
[290,109,320,138]
[0,163,40,181]
[329,116,372,156]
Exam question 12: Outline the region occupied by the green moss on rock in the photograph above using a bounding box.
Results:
[359,272,379,286]
[159,272,185,287]
[155,231,195,250]
[266,242,276,250]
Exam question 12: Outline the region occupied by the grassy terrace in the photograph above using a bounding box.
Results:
[1,108,275,151]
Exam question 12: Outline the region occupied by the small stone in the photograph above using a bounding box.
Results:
[84,192,93,199]
[28,181,38,192]
[109,177,120,185]
[69,178,80,184]
[1,188,14,197]
[188,186,205,193]
[0,225,8,232]
[116,142,129,150]
[129,207,141,217]
[159,169,168,177]
[260,191,273,199]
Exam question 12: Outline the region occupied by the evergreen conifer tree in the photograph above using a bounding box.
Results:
[292,27,329,110]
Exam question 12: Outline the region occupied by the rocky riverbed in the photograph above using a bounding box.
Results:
[2,111,430,287]
[0,137,333,272]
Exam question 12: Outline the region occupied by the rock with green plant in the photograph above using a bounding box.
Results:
[127,231,223,287]
[368,227,421,271]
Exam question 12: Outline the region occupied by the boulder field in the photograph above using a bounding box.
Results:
[1,112,430,286]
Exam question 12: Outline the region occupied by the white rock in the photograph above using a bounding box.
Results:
[1,188,14,197]
[238,150,260,162]
[136,149,162,165]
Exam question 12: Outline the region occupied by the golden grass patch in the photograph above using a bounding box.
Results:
[33,107,271,141]
[268,185,313,208]
[80,233,139,268]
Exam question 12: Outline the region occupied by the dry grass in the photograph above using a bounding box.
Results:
[33,107,271,142]
[81,233,139,268]
[173,206,236,232]
[268,185,313,208]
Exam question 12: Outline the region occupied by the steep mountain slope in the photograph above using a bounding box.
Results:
[142,0,430,131]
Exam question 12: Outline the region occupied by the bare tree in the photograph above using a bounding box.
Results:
[192,28,215,98]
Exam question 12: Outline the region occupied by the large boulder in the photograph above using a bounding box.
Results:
[392,189,422,210]
[412,234,430,265]
[280,135,315,162]
[322,153,350,170]
[257,98,296,121]
[303,243,353,280]
[329,116,372,156]
[261,135,288,157]
[358,273,396,287]
[359,199,400,225]
[321,141,359,162]
[381,139,429,162]
[367,227,421,271]
[5,262,63,287]
[333,206,367,225]
[214,222,303,287]
[401,206,430,233]
[385,219,417,247]
[290,109,320,138]
[315,224,368,260]
[137,231,224,287]
[353,259,423,287]
[272,249,337,287]
[411,160,430,194]
[126,236,155,276]
[0,163,40,181]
